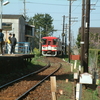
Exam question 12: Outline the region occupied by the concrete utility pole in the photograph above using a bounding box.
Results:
[68,0,77,63]
[83,0,90,72]
[68,0,71,63]
[62,15,65,55]
[65,24,67,55]
[39,26,42,52]
[23,0,26,19]
[81,0,85,67]
[0,0,9,29]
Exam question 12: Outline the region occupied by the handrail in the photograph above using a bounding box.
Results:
[3,42,30,54]
[15,42,30,54]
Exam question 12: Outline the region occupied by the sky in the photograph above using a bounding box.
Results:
[2,0,100,43]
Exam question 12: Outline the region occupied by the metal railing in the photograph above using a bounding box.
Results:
[3,42,30,54]
[15,42,30,54]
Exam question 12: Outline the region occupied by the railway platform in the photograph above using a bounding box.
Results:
[0,54,34,60]
[0,54,34,74]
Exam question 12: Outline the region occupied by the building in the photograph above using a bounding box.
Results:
[2,14,35,53]
[79,27,100,34]
[79,27,100,49]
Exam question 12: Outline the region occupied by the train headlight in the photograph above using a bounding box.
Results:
[42,47,47,50]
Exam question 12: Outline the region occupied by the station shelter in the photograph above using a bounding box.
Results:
[2,14,35,54]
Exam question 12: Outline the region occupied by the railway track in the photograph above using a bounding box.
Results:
[0,63,61,100]
[17,64,61,100]
[0,63,50,89]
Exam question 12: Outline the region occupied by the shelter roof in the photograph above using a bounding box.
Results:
[2,14,25,19]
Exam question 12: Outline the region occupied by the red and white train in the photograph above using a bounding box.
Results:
[41,36,62,56]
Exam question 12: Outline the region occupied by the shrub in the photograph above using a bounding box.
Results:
[33,48,41,57]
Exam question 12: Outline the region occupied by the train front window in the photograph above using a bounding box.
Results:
[48,41,52,45]
[53,39,57,45]
[42,39,46,45]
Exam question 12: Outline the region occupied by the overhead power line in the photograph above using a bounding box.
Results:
[11,1,100,7]
[26,2,68,6]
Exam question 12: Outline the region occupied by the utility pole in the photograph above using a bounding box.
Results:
[68,0,71,63]
[39,27,42,53]
[62,15,65,55]
[68,0,77,62]
[81,0,85,67]
[23,0,26,19]
[83,0,90,72]
[0,0,10,29]
[67,0,77,62]
[65,24,67,55]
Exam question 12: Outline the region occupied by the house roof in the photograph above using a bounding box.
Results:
[2,14,25,19]
[79,27,100,34]
[89,27,100,33]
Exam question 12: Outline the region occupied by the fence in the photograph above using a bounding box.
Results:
[15,42,30,54]
[3,42,30,54]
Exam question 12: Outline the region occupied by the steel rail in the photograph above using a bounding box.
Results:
[0,63,50,89]
[16,63,62,100]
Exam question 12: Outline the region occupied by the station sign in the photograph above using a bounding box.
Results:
[2,22,12,31]
[70,55,80,60]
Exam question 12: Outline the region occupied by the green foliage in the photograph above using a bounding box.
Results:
[86,89,99,100]
[76,33,81,48]
[28,13,55,36]
[89,49,100,68]
[31,57,47,66]
[33,48,41,57]
[28,13,56,48]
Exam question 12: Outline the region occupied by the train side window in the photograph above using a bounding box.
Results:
[42,39,46,45]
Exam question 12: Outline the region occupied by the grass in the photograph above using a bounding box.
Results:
[31,56,47,66]
[56,58,74,100]
[58,55,100,100]
[82,88,99,100]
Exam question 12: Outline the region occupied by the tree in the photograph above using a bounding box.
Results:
[76,33,81,48]
[28,13,55,36]
[28,13,55,48]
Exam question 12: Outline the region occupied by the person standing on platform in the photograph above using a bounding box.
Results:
[11,34,17,54]
[7,33,12,54]
[0,29,4,55]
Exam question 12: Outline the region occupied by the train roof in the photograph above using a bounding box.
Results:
[42,36,59,39]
